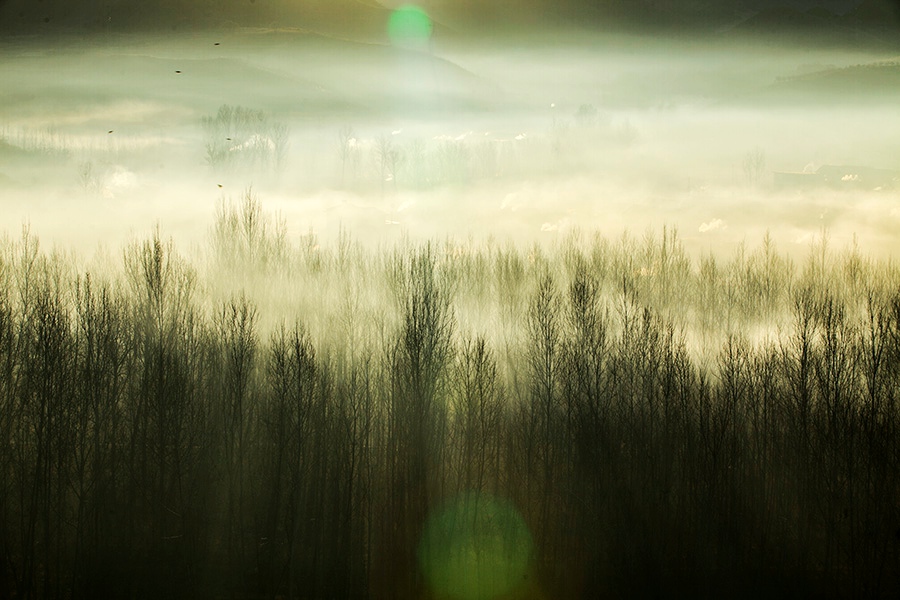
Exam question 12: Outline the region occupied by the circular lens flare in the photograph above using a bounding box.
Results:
[388,5,433,50]
[417,492,533,600]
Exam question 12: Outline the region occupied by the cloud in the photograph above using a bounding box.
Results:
[699,218,725,233]
[540,217,572,233]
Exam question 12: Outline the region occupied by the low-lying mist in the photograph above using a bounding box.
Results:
[1,30,898,260]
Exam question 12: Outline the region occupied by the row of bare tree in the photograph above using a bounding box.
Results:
[0,223,898,599]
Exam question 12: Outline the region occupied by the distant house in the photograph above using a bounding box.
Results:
[774,165,900,191]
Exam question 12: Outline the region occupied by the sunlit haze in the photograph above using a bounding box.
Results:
[0,3,898,260]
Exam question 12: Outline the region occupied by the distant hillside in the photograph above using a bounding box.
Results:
[769,60,900,95]
[0,29,503,118]
[225,28,504,114]
[713,58,900,107]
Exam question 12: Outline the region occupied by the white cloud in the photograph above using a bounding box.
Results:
[540,217,572,233]
[699,218,725,233]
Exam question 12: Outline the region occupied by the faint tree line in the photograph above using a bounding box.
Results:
[202,105,289,175]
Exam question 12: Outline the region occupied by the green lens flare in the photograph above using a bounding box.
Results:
[388,5,433,47]
[417,492,533,600]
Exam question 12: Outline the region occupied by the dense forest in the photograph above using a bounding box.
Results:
[1,191,898,599]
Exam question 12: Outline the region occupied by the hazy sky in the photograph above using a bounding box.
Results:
[0,0,897,39]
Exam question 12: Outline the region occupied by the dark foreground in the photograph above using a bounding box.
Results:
[1,198,899,599]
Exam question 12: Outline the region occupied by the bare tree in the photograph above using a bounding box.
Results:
[337,126,356,186]
[743,146,766,186]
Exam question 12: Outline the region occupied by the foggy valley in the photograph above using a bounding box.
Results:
[1,28,898,257]
[2,3,900,599]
